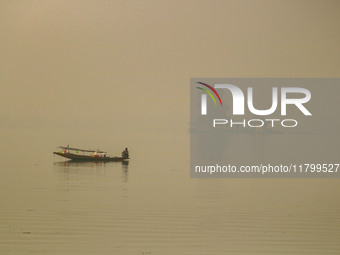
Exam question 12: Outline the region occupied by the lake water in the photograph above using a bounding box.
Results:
[0,129,339,254]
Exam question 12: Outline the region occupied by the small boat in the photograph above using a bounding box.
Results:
[53,145,129,162]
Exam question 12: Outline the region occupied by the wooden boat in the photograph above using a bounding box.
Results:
[53,146,129,162]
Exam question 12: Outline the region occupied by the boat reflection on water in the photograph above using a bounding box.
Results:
[53,160,129,182]
[54,160,128,167]
[121,160,129,182]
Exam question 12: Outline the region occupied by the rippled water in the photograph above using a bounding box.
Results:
[0,130,339,254]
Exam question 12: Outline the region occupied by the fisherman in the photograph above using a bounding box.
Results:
[122,148,129,159]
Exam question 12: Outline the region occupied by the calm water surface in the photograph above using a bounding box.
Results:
[0,129,339,254]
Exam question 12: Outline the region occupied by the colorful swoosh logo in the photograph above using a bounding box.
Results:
[196,82,223,106]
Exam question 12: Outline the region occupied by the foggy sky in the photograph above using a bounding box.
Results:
[1,0,339,131]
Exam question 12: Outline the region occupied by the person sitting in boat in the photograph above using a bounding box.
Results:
[122,148,129,159]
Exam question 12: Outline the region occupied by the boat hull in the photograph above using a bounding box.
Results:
[53,152,128,162]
